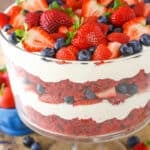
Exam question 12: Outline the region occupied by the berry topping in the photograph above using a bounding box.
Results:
[78,50,91,61]
[3,24,13,32]
[36,84,45,95]
[115,83,128,94]
[0,12,9,29]
[64,96,74,104]
[128,40,143,53]
[8,32,19,44]
[146,16,150,25]
[47,0,64,6]
[41,47,56,58]
[140,34,150,46]
[54,37,66,50]
[97,16,109,24]
[144,0,150,3]
[66,0,82,10]
[107,32,130,43]
[31,142,42,150]
[127,136,140,148]
[25,12,41,29]
[84,88,96,99]
[40,9,72,33]
[110,6,136,26]
[127,83,138,95]
[132,2,144,17]
[23,136,34,147]
[133,143,148,150]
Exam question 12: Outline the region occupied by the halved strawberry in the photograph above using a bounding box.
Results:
[107,32,130,44]
[123,17,150,40]
[56,45,77,60]
[9,6,25,29]
[58,26,69,34]
[96,87,117,99]
[82,0,106,17]
[123,0,139,5]
[132,2,144,17]
[92,44,112,60]
[18,0,48,12]
[22,27,55,52]
[144,3,150,17]
[0,12,9,28]
[66,0,83,10]
[97,0,113,6]
[108,42,121,59]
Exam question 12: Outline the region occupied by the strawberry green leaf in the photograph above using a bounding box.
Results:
[104,12,111,18]
[113,0,122,9]
[144,141,150,147]
[51,1,60,9]
[15,29,25,38]
[0,65,6,73]
[65,31,76,45]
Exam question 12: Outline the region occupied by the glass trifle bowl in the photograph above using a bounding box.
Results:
[0,0,150,149]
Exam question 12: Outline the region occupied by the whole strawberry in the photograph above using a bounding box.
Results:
[40,9,72,33]
[110,6,136,26]
[72,22,107,49]
[133,143,148,150]
[0,12,9,29]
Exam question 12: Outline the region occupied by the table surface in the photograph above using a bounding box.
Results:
[0,1,150,149]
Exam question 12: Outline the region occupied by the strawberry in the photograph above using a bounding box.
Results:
[58,26,69,34]
[92,44,112,60]
[97,0,113,6]
[66,0,83,10]
[22,27,55,52]
[18,0,48,12]
[133,143,148,150]
[25,12,41,29]
[82,0,106,17]
[0,12,9,29]
[110,6,136,26]
[40,9,72,33]
[123,17,150,40]
[7,5,22,16]
[144,3,150,17]
[124,0,139,5]
[107,32,130,44]
[132,2,145,17]
[56,45,78,60]
[96,87,117,99]
[72,22,107,49]
[108,42,121,58]
[9,6,26,29]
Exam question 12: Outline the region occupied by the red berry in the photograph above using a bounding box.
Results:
[25,12,41,28]
[0,12,9,28]
[111,6,136,26]
[133,143,148,150]
[132,2,145,17]
[40,9,72,33]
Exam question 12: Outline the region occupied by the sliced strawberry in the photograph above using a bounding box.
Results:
[99,23,109,35]
[123,17,150,40]
[18,0,48,12]
[97,0,113,6]
[132,2,144,17]
[40,9,72,33]
[96,87,117,99]
[108,42,121,59]
[110,6,136,26]
[92,44,112,60]
[9,6,25,29]
[22,27,55,52]
[144,3,150,17]
[66,0,83,10]
[124,0,139,5]
[7,5,22,16]
[0,12,9,28]
[56,45,77,60]
[58,26,69,34]
[107,32,130,44]
[82,0,106,17]
[25,12,41,29]
[72,22,107,49]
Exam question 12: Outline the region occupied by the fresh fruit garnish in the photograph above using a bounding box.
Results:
[132,2,145,17]
[123,0,139,5]
[140,34,150,46]
[17,0,48,12]
[0,12,9,29]
[107,32,130,43]
[110,6,136,26]
[23,136,34,147]
[82,0,106,17]
[40,9,73,33]
[133,143,148,150]
[77,49,91,61]
[72,22,107,49]
[97,0,113,6]
[92,44,112,60]
[144,3,150,17]
[123,17,150,40]
[25,12,41,29]
[22,27,55,52]
[31,142,42,150]
[127,136,140,148]
[66,0,83,10]
[56,45,78,60]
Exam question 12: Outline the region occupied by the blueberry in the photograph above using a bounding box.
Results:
[41,47,56,58]
[127,83,138,95]
[120,44,134,56]
[115,83,128,94]
[23,136,34,147]
[54,38,66,50]
[47,0,64,5]
[8,32,18,44]
[140,34,150,46]
[144,0,150,3]
[127,136,140,148]
[128,40,142,53]
[84,88,96,99]
[31,142,42,150]
[64,96,74,104]
[113,27,122,32]
[3,24,13,32]
[36,84,45,95]
[88,46,96,55]
[146,16,150,25]
[108,24,114,33]
[78,50,91,61]
[97,16,109,24]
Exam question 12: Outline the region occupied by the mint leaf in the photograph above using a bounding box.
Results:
[51,1,60,9]
[113,0,121,9]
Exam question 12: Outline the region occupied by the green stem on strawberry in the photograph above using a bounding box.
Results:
[0,65,6,73]
[113,0,122,10]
